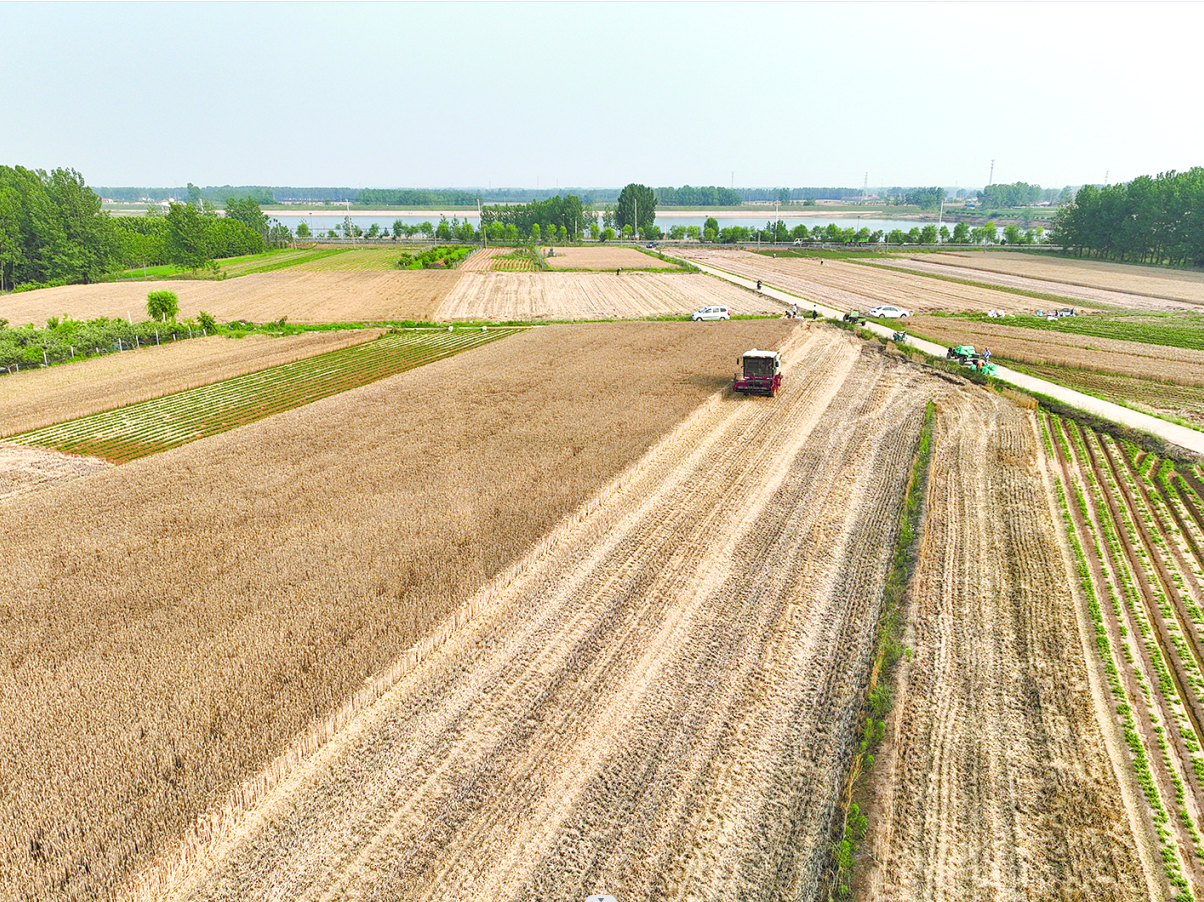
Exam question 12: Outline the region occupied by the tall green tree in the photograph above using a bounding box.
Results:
[224,196,268,235]
[165,202,214,271]
[146,289,179,322]
[615,183,656,236]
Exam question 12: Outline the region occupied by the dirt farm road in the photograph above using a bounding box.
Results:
[685,256,1204,457]
[129,327,941,902]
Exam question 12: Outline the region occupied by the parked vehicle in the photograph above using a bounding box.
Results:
[868,304,910,319]
[692,305,730,321]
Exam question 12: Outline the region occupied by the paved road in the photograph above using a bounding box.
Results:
[686,257,1204,457]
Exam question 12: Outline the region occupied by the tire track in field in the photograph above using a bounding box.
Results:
[145,328,936,902]
[867,394,1148,901]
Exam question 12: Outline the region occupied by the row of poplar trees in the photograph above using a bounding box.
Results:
[1053,168,1204,267]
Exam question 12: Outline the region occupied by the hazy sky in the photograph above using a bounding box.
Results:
[3,1,1199,191]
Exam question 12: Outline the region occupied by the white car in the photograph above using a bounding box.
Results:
[868,304,910,319]
[692,305,730,321]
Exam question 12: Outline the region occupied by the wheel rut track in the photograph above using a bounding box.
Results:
[149,328,946,902]
[870,395,1148,901]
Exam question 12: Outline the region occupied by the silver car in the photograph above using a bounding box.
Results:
[692,305,731,321]
[868,304,910,318]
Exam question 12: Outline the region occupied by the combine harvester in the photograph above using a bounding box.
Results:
[946,344,998,376]
[734,349,783,397]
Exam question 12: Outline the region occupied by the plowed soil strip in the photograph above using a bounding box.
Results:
[134,332,936,902]
[11,330,518,461]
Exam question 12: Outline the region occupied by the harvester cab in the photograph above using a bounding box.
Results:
[734,349,783,397]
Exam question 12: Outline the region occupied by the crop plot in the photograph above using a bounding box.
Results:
[543,246,676,270]
[4,271,463,325]
[436,272,777,320]
[916,252,1204,307]
[0,330,380,437]
[873,255,1195,312]
[672,247,1065,315]
[904,315,1204,385]
[10,329,518,461]
[864,396,1151,900]
[136,328,947,902]
[284,246,432,272]
[1043,413,1204,899]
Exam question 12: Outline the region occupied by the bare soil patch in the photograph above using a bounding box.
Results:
[0,330,379,437]
[673,247,1066,315]
[0,320,797,902]
[0,441,110,502]
[543,246,674,270]
[436,272,776,320]
[2,271,461,326]
[918,252,1204,305]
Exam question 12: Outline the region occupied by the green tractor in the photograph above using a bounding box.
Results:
[946,344,997,376]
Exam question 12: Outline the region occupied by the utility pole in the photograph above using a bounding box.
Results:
[988,159,995,188]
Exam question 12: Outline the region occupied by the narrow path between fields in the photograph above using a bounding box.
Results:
[686,256,1204,456]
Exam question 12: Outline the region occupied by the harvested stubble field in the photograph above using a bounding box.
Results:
[456,247,506,272]
[3,271,462,326]
[0,441,110,502]
[874,255,1197,312]
[543,246,675,270]
[0,330,379,437]
[673,247,1096,316]
[10,329,517,462]
[0,320,798,902]
[435,272,779,321]
[1019,365,1204,430]
[916,251,1204,307]
[1042,416,1204,897]
[863,392,1151,900]
[144,327,945,902]
[906,315,1204,385]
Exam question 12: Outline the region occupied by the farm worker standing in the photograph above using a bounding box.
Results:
[984,347,991,363]
[616,268,621,275]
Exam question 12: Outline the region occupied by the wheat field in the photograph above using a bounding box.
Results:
[0,320,798,901]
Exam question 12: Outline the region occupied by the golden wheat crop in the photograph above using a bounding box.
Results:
[2,271,462,327]
[0,330,380,437]
[0,320,797,901]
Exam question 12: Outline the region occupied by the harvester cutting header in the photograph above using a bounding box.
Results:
[734,349,783,397]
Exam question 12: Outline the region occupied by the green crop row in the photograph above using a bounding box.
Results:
[12,328,520,462]
[1046,414,1193,892]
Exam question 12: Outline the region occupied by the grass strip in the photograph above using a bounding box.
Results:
[828,400,934,901]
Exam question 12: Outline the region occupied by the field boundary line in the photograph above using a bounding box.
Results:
[124,325,811,902]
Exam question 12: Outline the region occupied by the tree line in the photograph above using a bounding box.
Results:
[0,166,119,291]
[0,166,295,291]
[1052,168,1204,267]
